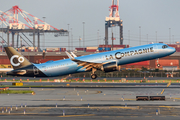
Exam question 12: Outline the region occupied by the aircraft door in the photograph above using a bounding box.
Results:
[153,44,158,54]
[33,66,39,75]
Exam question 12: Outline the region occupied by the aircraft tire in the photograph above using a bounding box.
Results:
[91,74,97,79]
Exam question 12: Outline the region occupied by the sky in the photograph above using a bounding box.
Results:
[0,0,180,49]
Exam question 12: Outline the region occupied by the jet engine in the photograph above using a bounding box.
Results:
[101,62,119,72]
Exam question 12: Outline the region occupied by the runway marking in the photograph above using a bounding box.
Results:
[119,98,136,101]
[116,116,124,118]
[37,89,55,91]
[0,113,51,115]
[58,114,95,117]
[172,98,180,100]
[110,106,137,109]
[159,106,174,108]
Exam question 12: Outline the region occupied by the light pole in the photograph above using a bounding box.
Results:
[156,31,157,43]
[43,17,46,49]
[169,28,171,44]
[71,28,73,51]
[172,35,174,44]
[128,30,130,45]
[67,24,70,51]
[79,36,81,48]
[97,30,99,46]
[139,26,141,45]
[1,17,3,52]
[83,22,85,50]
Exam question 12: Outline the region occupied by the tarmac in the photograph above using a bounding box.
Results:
[0,85,180,119]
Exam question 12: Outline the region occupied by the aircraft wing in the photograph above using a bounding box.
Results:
[65,51,74,59]
[71,52,77,57]
[71,59,103,71]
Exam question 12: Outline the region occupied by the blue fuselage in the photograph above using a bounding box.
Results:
[30,43,175,77]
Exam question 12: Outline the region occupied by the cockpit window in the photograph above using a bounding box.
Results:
[162,45,168,49]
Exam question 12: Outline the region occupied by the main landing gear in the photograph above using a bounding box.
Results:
[91,74,97,79]
[91,68,97,79]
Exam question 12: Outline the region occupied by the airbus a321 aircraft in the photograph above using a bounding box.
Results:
[4,43,175,79]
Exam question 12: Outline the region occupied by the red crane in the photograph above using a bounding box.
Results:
[0,5,59,30]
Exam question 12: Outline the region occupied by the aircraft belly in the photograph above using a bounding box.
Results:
[43,65,78,77]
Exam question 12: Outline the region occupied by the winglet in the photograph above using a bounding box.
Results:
[65,51,74,59]
[71,52,77,57]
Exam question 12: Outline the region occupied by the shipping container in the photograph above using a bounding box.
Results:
[60,48,66,52]
[86,49,97,52]
[75,48,86,51]
[46,48,60,52]
[99,45,111,48]
[157,60,179,67]
[113,45,125,48]
[98,47,111,51]
[176,48,180,52]
[0,59,11,64]
[168,44,177,48]
[126,45,130,48]
[112,47,124,50]
[86,47,98,50]
[126,61,150,66]
[39,59,59,63]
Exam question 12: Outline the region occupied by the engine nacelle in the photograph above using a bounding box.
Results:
[101,62,119,72]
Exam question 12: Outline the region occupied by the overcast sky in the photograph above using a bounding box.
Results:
[0,0,180,49]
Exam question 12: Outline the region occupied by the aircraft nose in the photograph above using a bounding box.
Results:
[168,47,176,54]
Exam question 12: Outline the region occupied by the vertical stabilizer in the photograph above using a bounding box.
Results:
[4,47,32,69]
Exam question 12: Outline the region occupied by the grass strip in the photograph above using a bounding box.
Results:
[0,90,34,94]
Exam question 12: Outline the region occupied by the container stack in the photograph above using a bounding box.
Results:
[0,46,4,52]
[60,48,66,52]
[168,44,180,52]
[46,48,60,52]
[28,47,38,52]
[98,45,111,52]
[39,59,59,63]
[112,45,129,50]
[98,44,129,52]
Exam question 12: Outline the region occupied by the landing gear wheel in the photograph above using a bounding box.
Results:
[91,74,97,79]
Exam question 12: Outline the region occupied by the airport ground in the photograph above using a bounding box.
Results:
[1,78,180,119]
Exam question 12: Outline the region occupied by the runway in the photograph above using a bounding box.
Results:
[1,81,180,88]
[1,76,180,80]
[1,87,180,119]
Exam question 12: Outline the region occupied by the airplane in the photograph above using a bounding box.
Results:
[4,43,175,79]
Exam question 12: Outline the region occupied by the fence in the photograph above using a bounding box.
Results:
[72,71,180,78]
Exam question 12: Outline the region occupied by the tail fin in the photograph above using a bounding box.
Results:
[4,47,32,69]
